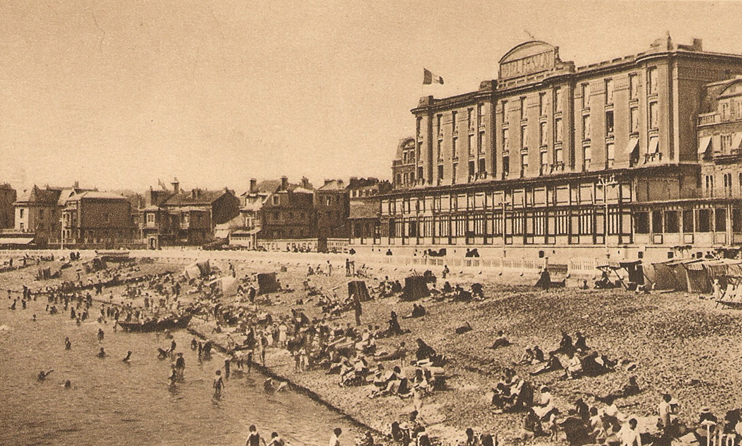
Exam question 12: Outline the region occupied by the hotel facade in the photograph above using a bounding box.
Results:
[350,36,742,263]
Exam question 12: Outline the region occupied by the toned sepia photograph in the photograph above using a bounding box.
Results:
[2,1,742,445]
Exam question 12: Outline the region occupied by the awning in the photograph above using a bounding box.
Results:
[648,138,659,154]
[733,133,742,151]
[0,237,34,245]
[626,137,639,156]
[698,136,712,155]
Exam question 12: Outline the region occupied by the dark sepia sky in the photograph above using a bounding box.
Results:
[2,0,742,192]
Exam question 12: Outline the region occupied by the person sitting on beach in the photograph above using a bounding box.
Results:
[97,347,106,358]
[488,330,511,349]
[565,350,583,380]
[384,312,405,337]
[574,331,589,352]
[37,369,54,381]
[415,339,437,363]
[122,351,132,363]
[618,417,642,446]
[522,408,545,440]
[532,345,545,363]
[530,352,563,376]
[516,348,535,365]
[533,386,556,420]
[551,331,574,356]
[596,376,640,403]
[403,304,426,319]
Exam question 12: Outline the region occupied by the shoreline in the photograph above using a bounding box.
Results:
[187,321,386,438]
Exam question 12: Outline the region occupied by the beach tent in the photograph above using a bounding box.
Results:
[184,263,202,280]
[400,276,430,301]
[209,276,239,297]
[347,280,371,302]
[257,273,281,294]
[196,260,211,276]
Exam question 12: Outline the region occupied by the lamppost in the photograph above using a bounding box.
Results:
[597,175,618,257]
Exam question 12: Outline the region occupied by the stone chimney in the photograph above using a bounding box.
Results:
[692,38,703,51]
[73,181,79,189]
[301,177,310,189]
[172,177,180,194]
[250,178,257,193]
[281,176,288,191]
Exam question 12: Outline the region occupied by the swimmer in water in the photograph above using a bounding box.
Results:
[168,367,177,386]
[37,370,54,381]
[97,328,104,342]
[267,432,285,446]
[32,314,36,322]
[64,380,72,389]
[97,347,106,358]
[65,337,72,350]
[123,351,132,363]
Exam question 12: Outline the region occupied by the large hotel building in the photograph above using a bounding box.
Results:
[348,36,742,263]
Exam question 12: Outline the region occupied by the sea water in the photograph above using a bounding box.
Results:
[0,297,359,446]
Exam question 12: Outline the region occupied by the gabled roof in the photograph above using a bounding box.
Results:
[15,185,62,205]
[66,191,128,202]
[163,189,233,206]
[317,179,346,191]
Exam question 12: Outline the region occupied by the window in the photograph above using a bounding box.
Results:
[583,145,591,171]
[698,209,712,232]
[521,125,528,149]
[554,88,562,113]
[683,210,694,232]
[452,137,458,158]
[452,163,458,184]
[452,111,458,132]
[502,101,508,123]
[478,158,486,176]
[272,196,279,205]
[605,79,614,104]
[437,139,442,160]
[478,131,484,154]
[630,107,639,133]
[503,128,510,152]
[396,174,402,185]
[520,97,527,120]
[629,74,638,99]
[555,118,563,143]
[554,147,564,165]
[652,210,663,233]
[502,155,510,178]
[103,213,110,223]
[724,173,733,196]
[647,67,658,95]
[520,153,528,177]
[705,175,714,195]
[39,209,44,219]
[539,93,546,116]
[147,213,155,224]
[467,108,473,130]
[477,103,485,126]
[722,102,730,121]
[418,166,424,183]
[722,134,733,153]
[716,208,727,232]
[582,83,590,109]
[19,209,24,219]
[540,151,548,175]
[606,143,615,169]
[468,134,473,156]
[665,211,679,233]
[606,110,614,135]
[438,165,444,181]
[540,122,547,146]
[649,102,659,129]
[582,115,591,140]
[437,114,443,136]
[635,212,650,234]
[468,161,475,179]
